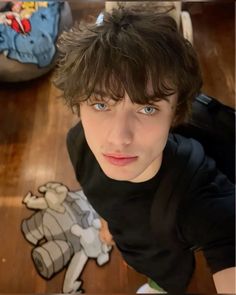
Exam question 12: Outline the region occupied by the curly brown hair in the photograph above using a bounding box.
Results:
[53,8,202,126]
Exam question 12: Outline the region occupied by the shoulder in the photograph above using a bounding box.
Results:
[164,133,216,188]
[174,132,235,233]
[150,133,221,245]
[176,153,235,272]
[178,171,235,238]
[166,133,205,164]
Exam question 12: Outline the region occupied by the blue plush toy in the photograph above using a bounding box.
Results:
[0,1,73,81]
[0,2,60,67]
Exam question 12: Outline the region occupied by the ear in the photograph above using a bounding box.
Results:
[171,114,179,128]
[170,98,189,128]
[171,112,186,128]
[170,104,179,128]
[72,104,80,117]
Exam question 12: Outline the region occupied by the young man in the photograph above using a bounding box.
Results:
[54,8,235,293]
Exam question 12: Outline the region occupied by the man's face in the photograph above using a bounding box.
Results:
[80,88,177,183]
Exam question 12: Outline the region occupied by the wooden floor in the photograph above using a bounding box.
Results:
[0,1,234,294]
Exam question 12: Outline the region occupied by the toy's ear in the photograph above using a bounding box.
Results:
[92,218,101,230]
[38,185,47,193]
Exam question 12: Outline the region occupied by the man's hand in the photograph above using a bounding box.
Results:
[99,218,115,246]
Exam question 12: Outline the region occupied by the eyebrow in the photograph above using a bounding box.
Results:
[91,90,171,104]
[147,96,171,104]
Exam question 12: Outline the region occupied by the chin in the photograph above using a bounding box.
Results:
[100,164,138,182]
[103,170,132,181]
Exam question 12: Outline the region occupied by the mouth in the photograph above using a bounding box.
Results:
[103,153,138,166]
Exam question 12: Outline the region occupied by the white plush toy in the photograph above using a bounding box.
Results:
[22,182,112,293]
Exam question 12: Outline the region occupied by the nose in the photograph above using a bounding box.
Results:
[106,112,134,148]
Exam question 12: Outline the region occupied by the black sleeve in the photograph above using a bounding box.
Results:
[177,167,235,274]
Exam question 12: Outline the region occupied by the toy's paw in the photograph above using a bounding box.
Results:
[22,191,47,210]
[102,243,112,253]
[97,252,109,266]
[72,280,82,292]
[23,192,36,204]
[63,280,82,293]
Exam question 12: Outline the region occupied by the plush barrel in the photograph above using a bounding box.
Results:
[32,240,73,278]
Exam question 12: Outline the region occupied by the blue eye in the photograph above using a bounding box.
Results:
[93,103,108,111]
[139,106,158,115]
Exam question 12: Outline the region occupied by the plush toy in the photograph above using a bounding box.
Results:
[0,1,73,81]
[0,2,60,67]
[22,182,112,293]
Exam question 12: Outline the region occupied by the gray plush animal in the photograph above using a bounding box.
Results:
[22,182,112,293]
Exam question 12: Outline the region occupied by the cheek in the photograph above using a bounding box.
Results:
[138,114,172,154]
[81,106,97,131]
[80,108,100,148]
[141,112,172,138]
[82,120,100,147]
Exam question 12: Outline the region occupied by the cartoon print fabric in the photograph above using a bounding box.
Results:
[22,182,112,293]
[0,2,61,67]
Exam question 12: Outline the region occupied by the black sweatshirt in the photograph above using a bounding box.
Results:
[67,121,235,293]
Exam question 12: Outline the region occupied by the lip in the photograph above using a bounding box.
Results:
[103,154,138,166]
